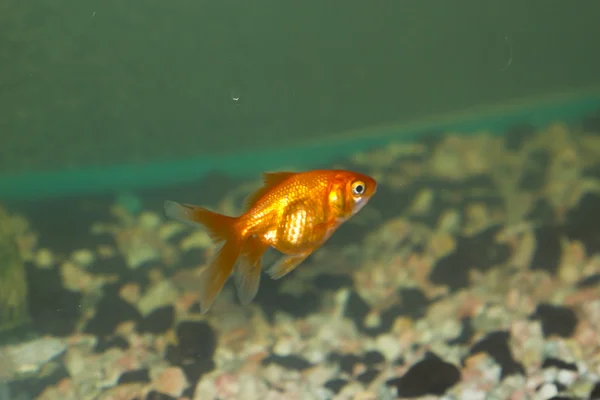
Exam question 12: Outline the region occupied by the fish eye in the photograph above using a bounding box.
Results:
[351,180,366,196]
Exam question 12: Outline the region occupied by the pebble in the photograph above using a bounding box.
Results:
[159,221,187,241]
[374,335,402,362]
[273,338,294,357]
[180,231,212,251]
[137,280,179,317]
[194,372,219,400]
[5,337,67,375]
[138,211,161,230]
[71,249,95,268]
[153,366,189,398]
[535,383,558,399]
[35,248,56,269]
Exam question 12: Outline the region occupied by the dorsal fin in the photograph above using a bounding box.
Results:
[243,172,297,210]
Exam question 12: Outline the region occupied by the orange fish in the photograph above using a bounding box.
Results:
[164,169,377,313]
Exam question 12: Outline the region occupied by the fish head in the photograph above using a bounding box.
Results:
[329,170,377,217]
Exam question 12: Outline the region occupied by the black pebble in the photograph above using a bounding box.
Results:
[328,352,362,374]
[447,316,474,345]
[530,226,562,274]
[517,149,549,192]
[541,357,578,372]
[386,352,461,397]
[589,382,600,399]
[177,248,206,270]
[343,290,371,332]
[324,378,348,394]
[94,335,130,353]
[398,287,429,319]
[467,331,525,379]
[145,391,177,400]
[84,290,143,338]
[313,273,353,290]
[564,192,600,254]
[276,292,321,318]
[430,225,511,291]
[25,264,82,337]
[576,273,600,289]
[165,320,217,388]
[545,393,570,400]
[531,304,578,338]
[344,288,430,337]
[525,198,557,225]
[262,354,313,371]
[393,356,406,366]
[137,305,175,334]
[14,195,116,255]
[357,368,380,385]
[363,350,385,366]
[118,368,151,384]
[168,320,217,363]
[583,163,600,180]
[504,123,536,151]
[254,277,321,321]
[92,253,149,288]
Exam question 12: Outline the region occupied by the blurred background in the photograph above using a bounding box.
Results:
[1,1,600,194]
[2,2,600,399]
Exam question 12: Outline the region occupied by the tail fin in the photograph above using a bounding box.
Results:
[164,200,241,313]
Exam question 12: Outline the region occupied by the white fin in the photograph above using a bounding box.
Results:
[266,252,311,280]
[164,200,201,228]
[234,257,261,305]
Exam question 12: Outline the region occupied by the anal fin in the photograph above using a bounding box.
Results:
[233,236,269,305]
[265,252,312,280]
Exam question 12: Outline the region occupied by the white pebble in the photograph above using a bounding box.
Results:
[535,383,557,400]
[139,211,161,230]
[556,369,577,386]
[374,335,402,361]
[273,338,293,356]
[35,248,55,268]
[71,249,95,268]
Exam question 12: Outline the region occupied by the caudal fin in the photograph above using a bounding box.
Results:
[164,200,241,313]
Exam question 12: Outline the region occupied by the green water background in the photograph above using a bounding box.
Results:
[1,1,600,197]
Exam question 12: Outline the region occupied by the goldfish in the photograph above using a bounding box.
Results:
[164,169,377,313]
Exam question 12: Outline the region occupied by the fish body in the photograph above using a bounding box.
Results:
[165,169,376,313]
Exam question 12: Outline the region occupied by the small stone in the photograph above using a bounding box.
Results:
[261,354,312,371]
[468,330,524,379]
[194,372,218,399]
[556,369,577,387]
[137,306,175,334]
[6,337,67,375]
[180,231,212,251]
[137,281,179,317]
[386,352,460,397]
[35,248,56,269]
[374,335,402,361]
[324,378,347,394]
[273,338,294,356]
[71,249,95,268]
[536,383,558,399]
[531,303,578,338]
[153,367,189,398]
[139,211,161,230]
[159,222,187,241]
